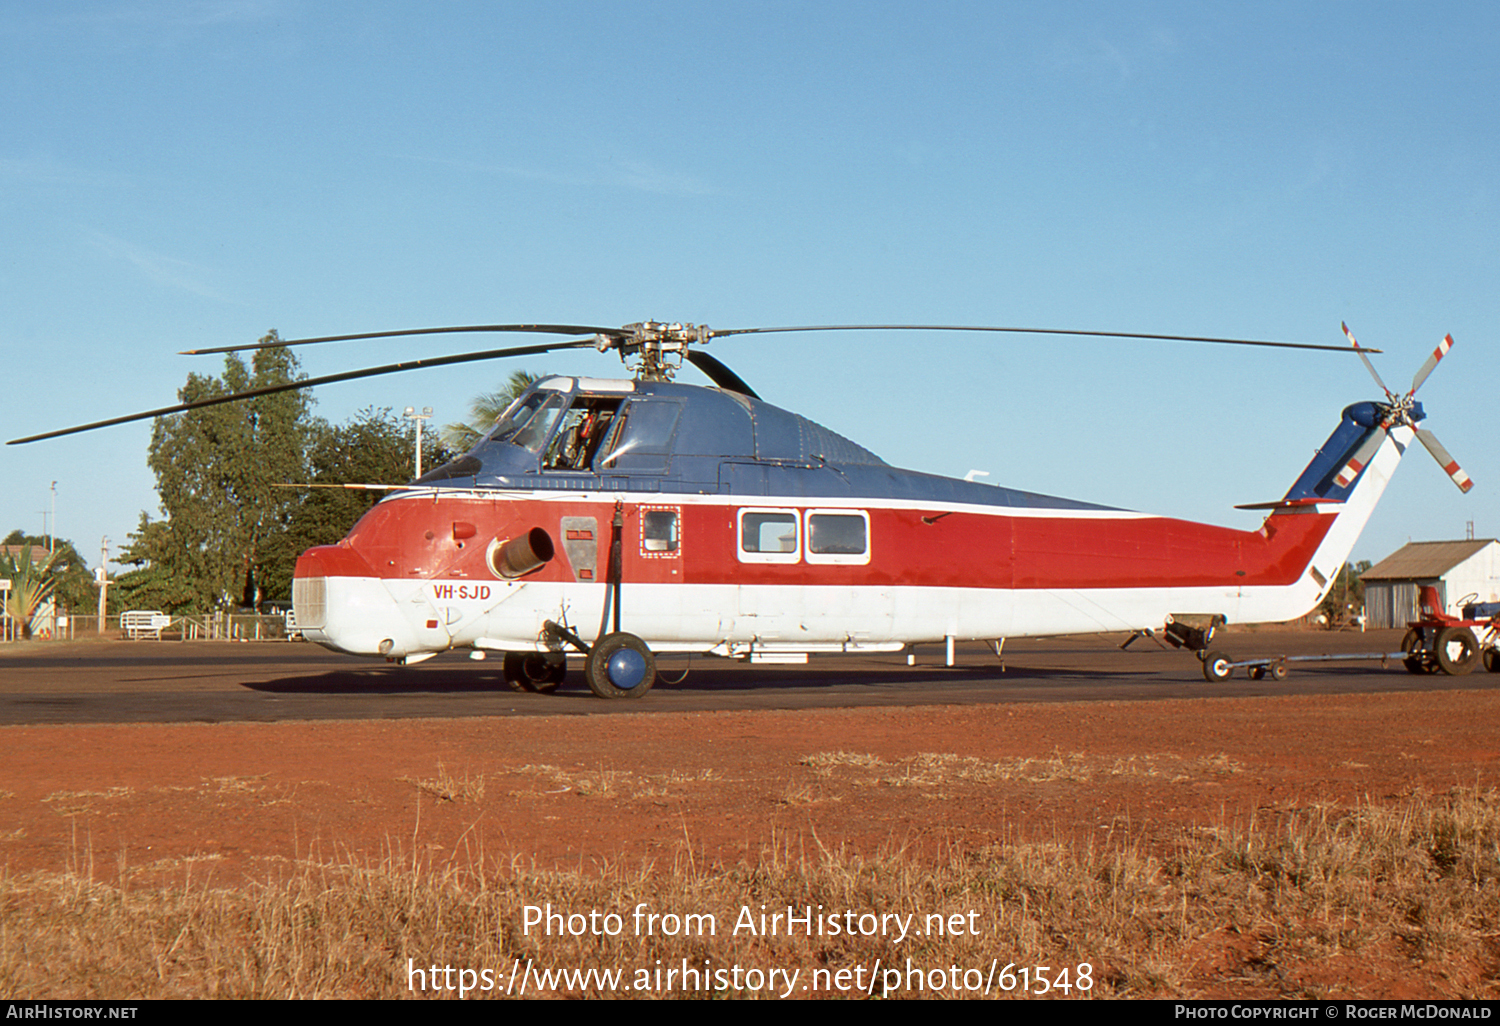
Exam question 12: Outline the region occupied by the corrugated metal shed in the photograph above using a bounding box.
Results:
[1360,539,1500,628]
[1361,539,1495,580]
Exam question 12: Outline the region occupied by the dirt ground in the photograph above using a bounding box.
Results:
[4,674,1499,881]
[3,634,1499,998]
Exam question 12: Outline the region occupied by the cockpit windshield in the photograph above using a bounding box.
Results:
[484,391,567,453]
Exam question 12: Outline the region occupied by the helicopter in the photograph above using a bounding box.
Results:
[8,320,1473,697]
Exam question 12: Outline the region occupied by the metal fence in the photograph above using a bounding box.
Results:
[3,612,302,642]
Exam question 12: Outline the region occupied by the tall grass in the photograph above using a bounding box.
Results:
[2,788,1497,999]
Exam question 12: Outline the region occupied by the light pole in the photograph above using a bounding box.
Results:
[403,406,434,479]
[50,481,56,555]
[97,536,109,634]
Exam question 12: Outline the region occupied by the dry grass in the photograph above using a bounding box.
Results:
[802,749,1244,788]
[403,763,487,805]
[2,788,1498,998]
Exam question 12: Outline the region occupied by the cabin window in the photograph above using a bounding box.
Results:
[641,508,680,555]
[805,510,870,564]
[738,509,800,563]
[598,399,682,471]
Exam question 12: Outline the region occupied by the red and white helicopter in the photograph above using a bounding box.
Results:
[10,321,1472,697]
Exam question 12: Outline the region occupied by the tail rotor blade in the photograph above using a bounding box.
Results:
[1341,322,1393,399]
[1409,333,1455,397]
[1332,426,1387,489]
[1415,427,1474,493]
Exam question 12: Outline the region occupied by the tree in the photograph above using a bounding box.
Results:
[441,370,542,450]
[1,531,92,612]
[270,407,454,600]
[1317,559,1373,627]
[0,542,58,639]
[130,335,316,611]
[112,515,205,615]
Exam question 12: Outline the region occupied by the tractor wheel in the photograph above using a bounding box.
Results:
[1484,648,1500,674]
[1435,626,1479,676]
[585,632,656,699]
[1402,629,1435,675]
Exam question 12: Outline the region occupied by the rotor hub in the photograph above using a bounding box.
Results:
[594,321,714,382]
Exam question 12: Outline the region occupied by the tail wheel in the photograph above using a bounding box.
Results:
[1202,651,1233,683]
[503,652,568,694]
[1402,629,1435,674]
[1435,626,1479,676]
[585,632,656,699]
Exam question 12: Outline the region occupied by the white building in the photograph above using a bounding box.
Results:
[1360,539,1500,628]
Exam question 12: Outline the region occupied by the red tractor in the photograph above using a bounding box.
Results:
[1402,585,1500,675]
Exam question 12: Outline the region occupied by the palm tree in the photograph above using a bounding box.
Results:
[0,542,59,640]
[442,370,544,450]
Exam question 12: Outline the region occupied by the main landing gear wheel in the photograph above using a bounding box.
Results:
[1402,629,1437,675]
[1202,651,1233,683]
[503,652,567,694]
[1435,626,1479,676]
[585,632,656,699]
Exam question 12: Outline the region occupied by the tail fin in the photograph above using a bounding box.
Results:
[1231,404,1413,621]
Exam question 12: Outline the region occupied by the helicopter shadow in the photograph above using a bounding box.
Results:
[237,658,1157,700]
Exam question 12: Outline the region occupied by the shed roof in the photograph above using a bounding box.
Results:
[1360,539,1498,581]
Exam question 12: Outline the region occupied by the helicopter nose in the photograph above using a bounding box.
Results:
[293,543,432,658]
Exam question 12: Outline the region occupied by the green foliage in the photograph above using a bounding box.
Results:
[1,531,93,612]
[1317,559,1373,626]
[112,515,203,615]
[0,542,59,639]
[129,336,315,612]
[270,408,453,601]
[441,370,542,450]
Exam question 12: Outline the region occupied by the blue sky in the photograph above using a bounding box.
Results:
[3,1,1496,580]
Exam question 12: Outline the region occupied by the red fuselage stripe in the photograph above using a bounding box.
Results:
[295,497,1335,592]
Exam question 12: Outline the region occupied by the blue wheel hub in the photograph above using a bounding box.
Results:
[606,648,647,688]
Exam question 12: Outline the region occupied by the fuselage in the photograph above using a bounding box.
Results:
[293,377,1406,661]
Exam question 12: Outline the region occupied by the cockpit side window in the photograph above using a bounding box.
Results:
[542,397,624,471]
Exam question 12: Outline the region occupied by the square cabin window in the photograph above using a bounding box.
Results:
[738,509,800,563]
[805,510,870,565]
[641,508,680,554]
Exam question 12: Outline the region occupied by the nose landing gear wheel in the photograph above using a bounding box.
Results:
[585,632,656,699]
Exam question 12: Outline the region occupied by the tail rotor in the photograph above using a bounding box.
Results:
[1336,324,1472,493]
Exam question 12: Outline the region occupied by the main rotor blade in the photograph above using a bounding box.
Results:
[1408,333,1455,397]
[181,323,622,356]
[685,350,760,399]
[709,324,1378,354]
[8,339,596,445]
[1341,321,1393,399]
[1415,427,1474,493]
